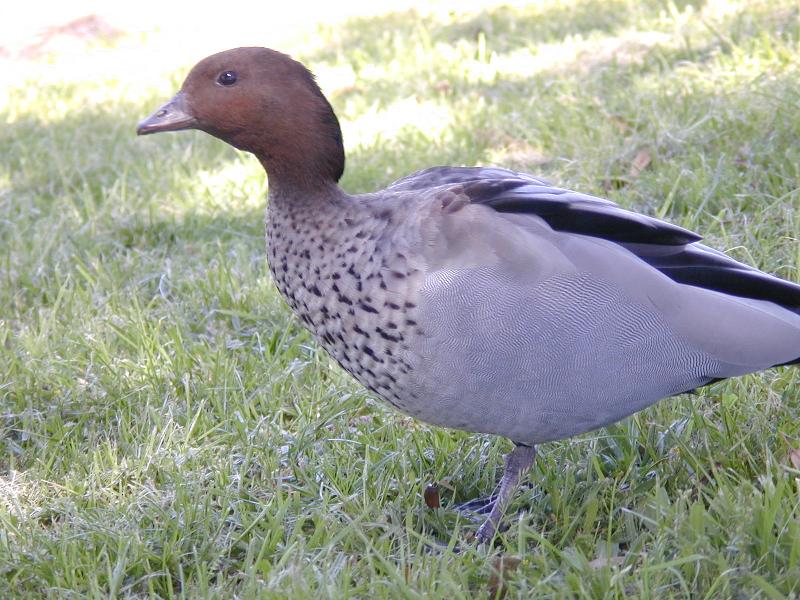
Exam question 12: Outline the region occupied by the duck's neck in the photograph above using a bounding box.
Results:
[266,175,345,215]
[251,84,345,196]
[258,156,341,199]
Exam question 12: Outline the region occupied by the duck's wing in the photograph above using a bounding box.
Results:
[391,166,700,245]
[406,173,800,443]
[428,169,800,313]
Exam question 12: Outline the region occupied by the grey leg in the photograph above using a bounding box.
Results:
[475,443,536,544]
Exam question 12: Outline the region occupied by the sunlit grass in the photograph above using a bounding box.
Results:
[2,0,800,597]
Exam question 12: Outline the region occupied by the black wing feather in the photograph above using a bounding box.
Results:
[484,188,701,245]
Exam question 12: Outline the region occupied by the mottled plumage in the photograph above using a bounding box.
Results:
[138,47,800,543]
[265,189,426,413]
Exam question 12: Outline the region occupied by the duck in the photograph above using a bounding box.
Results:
[137,47,800,543]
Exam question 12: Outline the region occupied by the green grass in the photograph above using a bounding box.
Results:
[2,0,800,597]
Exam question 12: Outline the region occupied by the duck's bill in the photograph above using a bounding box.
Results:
[137,92,197,135]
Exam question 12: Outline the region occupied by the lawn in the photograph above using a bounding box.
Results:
[2,0,800,597]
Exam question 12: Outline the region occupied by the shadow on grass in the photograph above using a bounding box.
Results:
[0,99,240,208]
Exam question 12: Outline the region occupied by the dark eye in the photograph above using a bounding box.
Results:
[217,70,238,86]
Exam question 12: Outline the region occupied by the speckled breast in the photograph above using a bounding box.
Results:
[265,193,425,414]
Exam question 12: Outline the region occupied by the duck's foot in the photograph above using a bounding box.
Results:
[454,494,498,517]
[473,443,536,545]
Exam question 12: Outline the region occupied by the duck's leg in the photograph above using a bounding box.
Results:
[474,443,536,544]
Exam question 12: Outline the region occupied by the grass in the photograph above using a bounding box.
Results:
[2,0,800,596]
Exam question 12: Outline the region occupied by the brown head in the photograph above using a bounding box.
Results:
[137,47,345,191]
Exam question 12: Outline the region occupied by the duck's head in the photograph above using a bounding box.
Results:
[137,47,345,190]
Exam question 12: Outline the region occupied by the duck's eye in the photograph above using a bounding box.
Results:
[217,71,238,86]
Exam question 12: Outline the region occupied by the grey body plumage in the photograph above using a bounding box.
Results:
[267,166,800,447]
